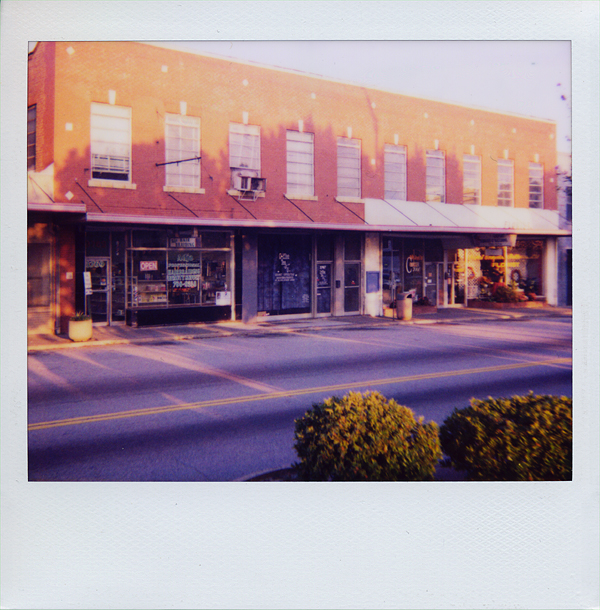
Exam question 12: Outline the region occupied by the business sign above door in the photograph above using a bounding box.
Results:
[169,237,197,248]
[473,234,517,248]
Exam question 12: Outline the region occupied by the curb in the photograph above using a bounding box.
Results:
[27,310,571,353]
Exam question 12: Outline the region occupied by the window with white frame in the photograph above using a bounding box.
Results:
[426,149,445,203]
[337,137,361,198]
[27,105,36,170]
[528,162,543,208]
[90,102,132,181]
[165,114,201,189]
[497,159,514,206]
[286,131,314,196]
[229,123,260,171]
[463,154,481,205]
[384,144,407,200]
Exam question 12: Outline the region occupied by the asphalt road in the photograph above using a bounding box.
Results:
[27,317,572,481]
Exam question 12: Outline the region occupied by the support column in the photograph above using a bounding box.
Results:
[542,237,558,306]
[333,234,345,317]
[463,248,469,306]
[241,233,258,323]
[364,232,382,317]
[443,250,448,307]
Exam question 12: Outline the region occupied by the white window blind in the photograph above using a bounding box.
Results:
[229,123,260,171]
[497,159,514,207]
[426,149,445,203]
[384,144,407,200]
[286,131,314,196]
[165,114,200,188]
[463,154,481,205]
[90,102,131,181]
[337,137,361,198]
[528,162,543,208]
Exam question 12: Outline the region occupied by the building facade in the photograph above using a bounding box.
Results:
[27,41,569,335]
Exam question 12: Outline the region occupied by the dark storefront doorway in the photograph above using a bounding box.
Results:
[257,234,312,316]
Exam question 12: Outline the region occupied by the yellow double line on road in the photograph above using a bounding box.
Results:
[28,357,571,431]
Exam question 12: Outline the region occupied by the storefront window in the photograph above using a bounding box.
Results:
[202,232,229,249]
[382,237,442,306]
[201,251,228,304]
[469,239,544,300]
[132,230,166,249]
[403,238,424,299]
[507,240,543,295]
[126,229,232,309]
[130,250,168,306]
[168,250,201,305]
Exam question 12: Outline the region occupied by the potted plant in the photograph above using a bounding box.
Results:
[68,312,93,342]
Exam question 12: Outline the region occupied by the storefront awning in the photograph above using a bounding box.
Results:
[28,165,86,213]
[364,198,569,236]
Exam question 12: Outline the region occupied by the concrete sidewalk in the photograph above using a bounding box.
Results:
[27,306,572,353]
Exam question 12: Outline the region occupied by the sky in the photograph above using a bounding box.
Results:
[153,40,572,154]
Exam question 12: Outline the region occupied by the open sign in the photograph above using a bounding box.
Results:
[140,261,158,272]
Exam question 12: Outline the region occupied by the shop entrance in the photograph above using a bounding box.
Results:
[85,257,110,324]
[315,234,334,316]
[425,262,444,306]
[343,234,361,313]
[257,234,312,316]
[27,227,55,335]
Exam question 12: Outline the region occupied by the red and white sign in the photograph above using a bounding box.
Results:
[140,261,158,271]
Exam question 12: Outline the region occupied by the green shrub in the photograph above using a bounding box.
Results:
[293,391,442,481]
[440,393,572,481]
[492,284,519,303]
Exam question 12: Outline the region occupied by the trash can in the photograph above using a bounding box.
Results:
[396,291,413,321]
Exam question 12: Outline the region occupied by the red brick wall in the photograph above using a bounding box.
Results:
[57,225,76,334]
[46,41,557,222]
[28,42,55,172]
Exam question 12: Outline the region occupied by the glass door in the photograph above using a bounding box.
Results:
[111,232,126,322]
[316,235,334,315]
[86,257,110,324]
[424,262,444,307]
[343,234,361,313]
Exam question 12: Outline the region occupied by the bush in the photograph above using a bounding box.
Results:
[492,284,519,303]
[293,391,442,481]
[439,393,572,481]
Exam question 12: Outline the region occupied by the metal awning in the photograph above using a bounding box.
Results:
[27,165,86,213]
[364,198,569,236]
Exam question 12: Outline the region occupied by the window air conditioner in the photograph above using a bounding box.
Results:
[231,170,266,193]
[240,176,266,192]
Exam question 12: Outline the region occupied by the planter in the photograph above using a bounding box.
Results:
[383,307,396,318]
[467,299,547,309]
[68,318,93,342]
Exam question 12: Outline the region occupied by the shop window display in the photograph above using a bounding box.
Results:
[126,229,232,310]
[472,240,543,302]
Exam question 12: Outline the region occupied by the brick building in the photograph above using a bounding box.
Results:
[27,41,569,335]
